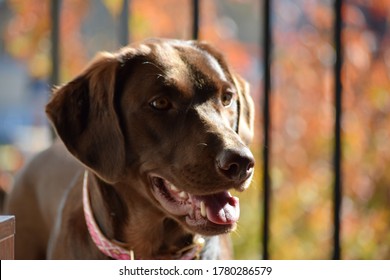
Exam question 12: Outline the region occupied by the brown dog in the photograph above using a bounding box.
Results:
[4,38,255,259]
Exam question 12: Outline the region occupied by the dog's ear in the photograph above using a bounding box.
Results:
[232,74,254,145]
[46,52,125,183]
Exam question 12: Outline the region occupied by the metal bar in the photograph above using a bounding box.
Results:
[50,0,60,87]
[332,0,343,260]
[262,0,272,260]
[49,0,61,139]
[119,0,130,45]
[192,0,200,40]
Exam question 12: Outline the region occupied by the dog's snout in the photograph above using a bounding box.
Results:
[216,148,255,182]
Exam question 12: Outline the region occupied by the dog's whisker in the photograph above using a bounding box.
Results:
[231,226,242,238]
[197,143,208,147]
[142,61,165,73]
[156,74,165,80]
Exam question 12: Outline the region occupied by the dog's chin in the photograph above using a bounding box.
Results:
[149,174,242,236]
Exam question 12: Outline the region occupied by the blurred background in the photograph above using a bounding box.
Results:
[0,0,390,259]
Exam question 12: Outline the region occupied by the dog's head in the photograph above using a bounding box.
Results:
[46,39,255,236]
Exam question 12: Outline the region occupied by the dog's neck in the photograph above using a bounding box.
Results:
[84,171,206,259]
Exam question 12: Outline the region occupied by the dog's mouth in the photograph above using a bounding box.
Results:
[150,175,240,235]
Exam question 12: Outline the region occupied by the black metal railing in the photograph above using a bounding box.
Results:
[262,0,272,261]
[259,0,344,260]
[50,0,344,260]
[119,0,130,46]
[333,0,343,260]
[192,0,200,40]
[50,0,60,88]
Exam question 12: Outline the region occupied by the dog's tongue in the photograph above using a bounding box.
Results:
[197,192,239,225]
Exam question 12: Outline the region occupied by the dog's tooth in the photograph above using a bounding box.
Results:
[200,201,207,218]
[178,191,188,200]
[167,182,179,192]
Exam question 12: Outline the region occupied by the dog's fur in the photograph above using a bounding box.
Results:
[4,39,254,260]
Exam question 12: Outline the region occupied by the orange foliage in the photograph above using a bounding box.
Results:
[5,0,90,81]
[2,0,390,260]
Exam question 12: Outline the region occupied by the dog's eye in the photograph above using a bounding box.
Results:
[150,97,172,111]
[221,91,234,107]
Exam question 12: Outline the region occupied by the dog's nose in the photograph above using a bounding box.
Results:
[216,148,255,182]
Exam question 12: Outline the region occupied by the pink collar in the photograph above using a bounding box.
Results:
[83,171,135,259]
[82,171,205,260]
